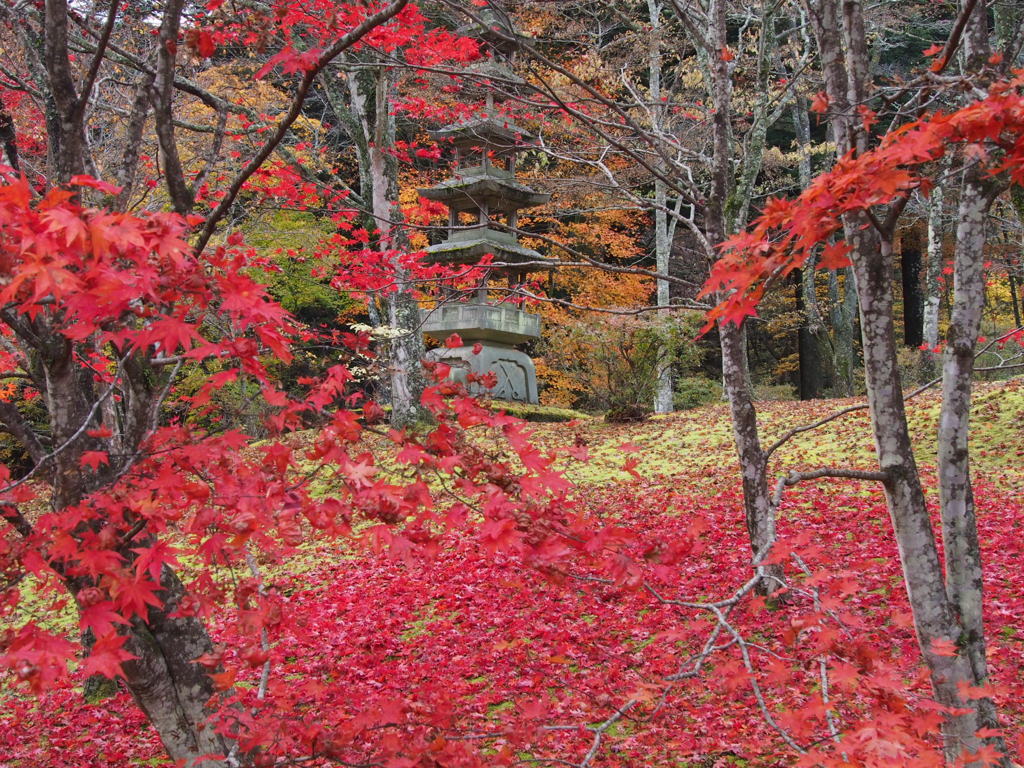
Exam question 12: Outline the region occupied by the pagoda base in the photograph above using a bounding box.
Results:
[425,343,538,403]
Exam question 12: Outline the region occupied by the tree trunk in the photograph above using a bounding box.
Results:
[923,170,947,351]
[370,68,426,427]
[901,240,924,349]
[937,162,1005,751]
[719,320,783,592]
[849,224,983,762]
[119,569,231,767]
[343,65,426,428]
[706,0,780,592]
[828,268,858,395]
[648,0,673,414]
[1009,264,1022,329]
[653,177,674,415]
[795,269,825,399]
[30,329,234,766]
[793,98,833,396]
[802,0,1000,758]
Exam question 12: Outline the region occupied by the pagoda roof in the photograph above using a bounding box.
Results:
[423,229,554,270]
[429,114,535,148]
[419,171,549,213]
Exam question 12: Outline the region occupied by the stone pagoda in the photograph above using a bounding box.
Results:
[419,12,550,403]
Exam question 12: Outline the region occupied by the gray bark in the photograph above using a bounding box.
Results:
[937,163,1001,739]
[121,568,230,766]
[720,321,777,579]
[705,0,782,592]
[347,64,427,427]
[0,315,233,767]
[924,177,946,349]
[802,0,998,759]
[649,0,673,414]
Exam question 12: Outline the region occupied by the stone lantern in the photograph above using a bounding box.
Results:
[418,18,550,403]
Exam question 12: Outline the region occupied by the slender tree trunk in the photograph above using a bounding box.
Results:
[720,321,780,591]
[1009,264,1022,328]
[828,269,857,395]
[937,162,1005,750]
[793,98,832,396]
[795,269,825,399]
[653,177,674,414]
[705,0,781,592]
[902,239,924,349]
[648,0,673,414]
[924,178,946,350]
[937,2,1009,753]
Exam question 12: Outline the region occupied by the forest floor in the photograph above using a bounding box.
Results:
[2,379,1023,767]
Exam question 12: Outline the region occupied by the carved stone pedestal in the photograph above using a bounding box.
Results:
[425,343,538,403]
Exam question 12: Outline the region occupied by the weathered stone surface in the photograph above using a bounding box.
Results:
[421,302,540,345]
[426,343,538,403]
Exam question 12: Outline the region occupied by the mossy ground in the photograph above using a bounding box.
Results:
[527,377,1024,486]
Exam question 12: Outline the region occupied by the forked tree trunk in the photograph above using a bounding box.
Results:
[38,337,233,767]
[802,0,1002,759]
[849,224,983,761]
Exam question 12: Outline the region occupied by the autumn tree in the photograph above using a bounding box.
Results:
[0,1,437,764]
[705,3,1024,755]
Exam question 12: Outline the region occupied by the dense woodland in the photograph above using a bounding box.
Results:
[0,0,1023,766]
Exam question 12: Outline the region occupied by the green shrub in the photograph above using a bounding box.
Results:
[674,376,722,410]
[752,383,797,401]
[541,312,703,421]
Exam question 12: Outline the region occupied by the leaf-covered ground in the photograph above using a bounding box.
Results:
[2,380,1023,767]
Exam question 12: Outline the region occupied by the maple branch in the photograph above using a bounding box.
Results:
[763,402,870,462]
[789,552,845,750]
[194,0,409,254]
[771,468,890,512]
[709,602,807,753]
[930,0,980,76]
[0,400,46,464]
[76,0,119,114]
[578,699,640,767]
